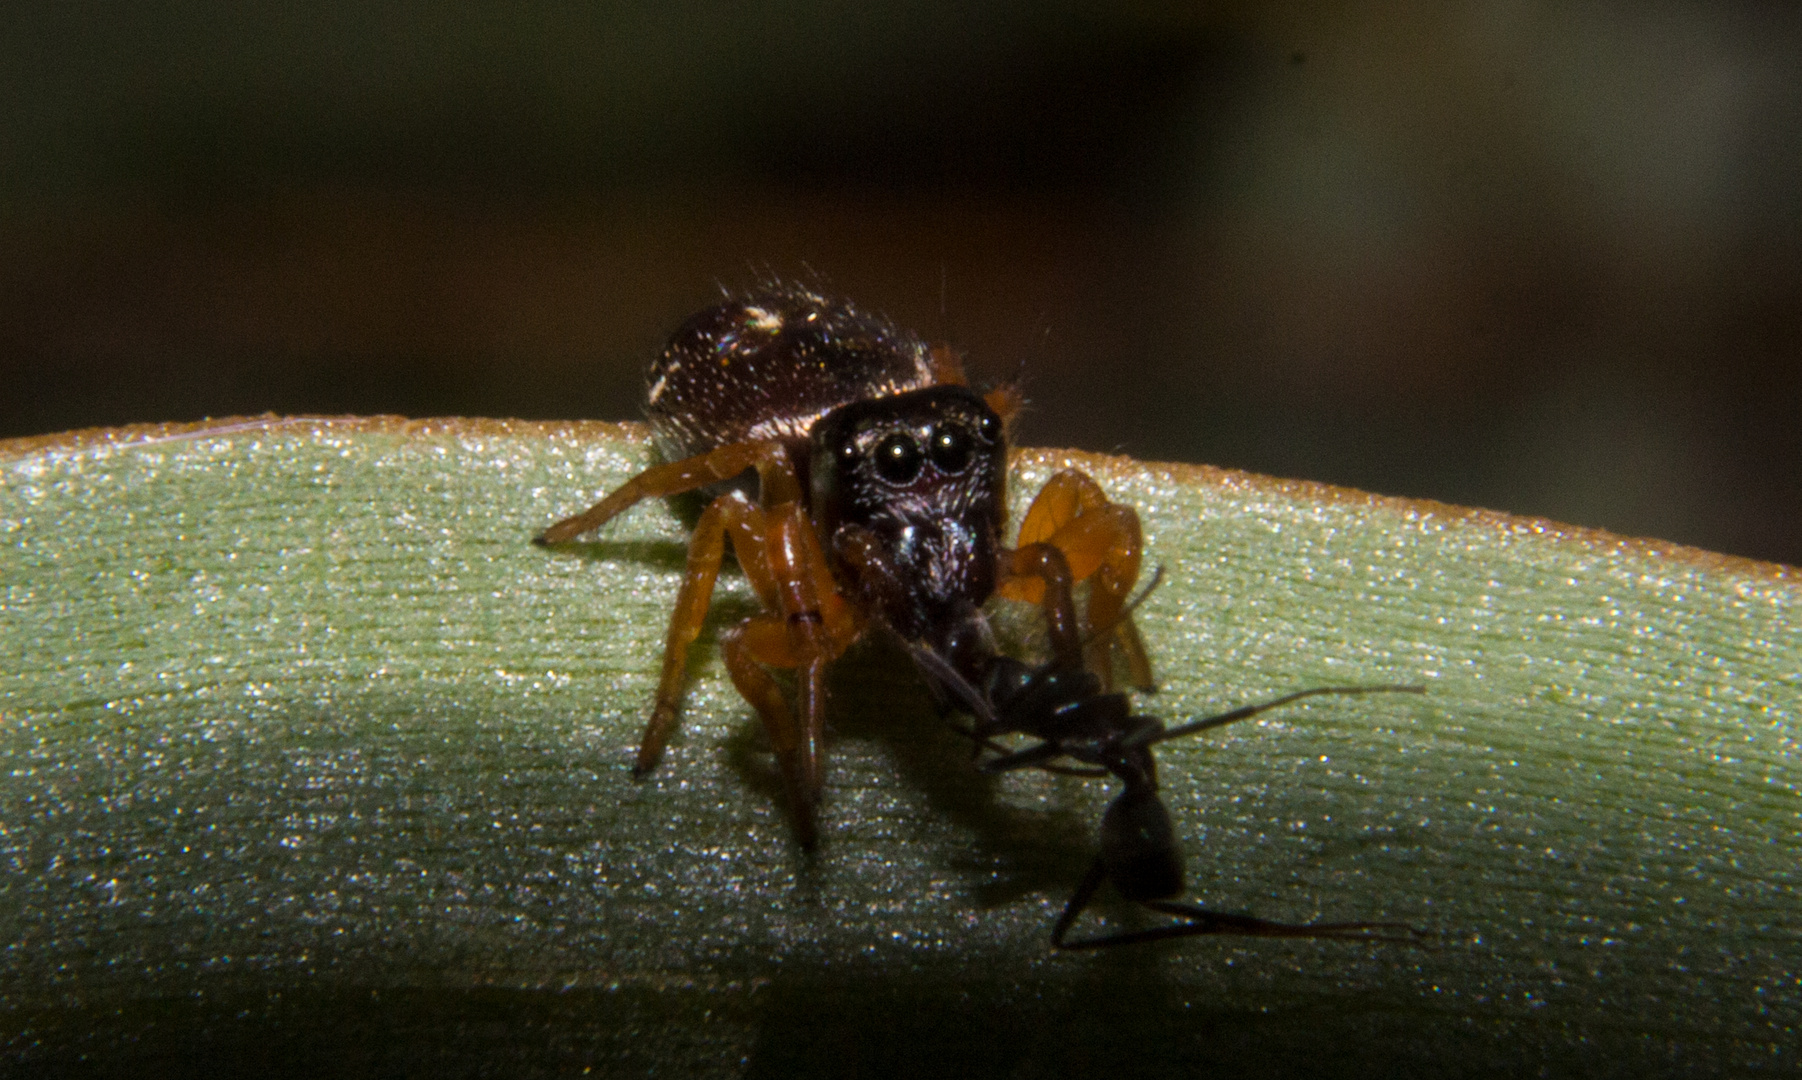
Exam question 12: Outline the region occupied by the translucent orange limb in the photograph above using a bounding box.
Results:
[633,491,775,778]
[983,386,1024,432]
[722,615,820,847]
[996,469,1154,690]
[534,438,798,545]
[725,578,861,849]
[998,543,1084,673]
[1013,469,1096,548]
[1049,505,1149,688]
[764,505,863,804]
[765,504,862,662]
[927,343,968,386]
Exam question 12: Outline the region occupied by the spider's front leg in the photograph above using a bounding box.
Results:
[536,439,790,767]
[718,503,863,847]
[635,489,781,777]
[538,440,862,846]
[534,438,799,545]
[995,468,1155,690]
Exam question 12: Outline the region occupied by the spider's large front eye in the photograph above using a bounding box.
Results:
[874,433,923,484]
[928,424,972,475]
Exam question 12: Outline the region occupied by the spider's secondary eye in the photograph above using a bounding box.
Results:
[928,425,972,475]
[873,433,923,484]
[978,412,1002,443]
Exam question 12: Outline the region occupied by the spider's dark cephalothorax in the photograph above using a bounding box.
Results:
[810,386,1008,655]
[538,283,1418,949]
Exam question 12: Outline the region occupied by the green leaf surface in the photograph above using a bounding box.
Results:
[2,416,1797,1077]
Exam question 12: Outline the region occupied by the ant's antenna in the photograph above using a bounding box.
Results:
[900,639,996,728]
[1126,563,1166,614]
[1139,684,1427,749]
[1076,565,1166,651]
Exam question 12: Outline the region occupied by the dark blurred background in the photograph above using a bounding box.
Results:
[3,2,1798,564]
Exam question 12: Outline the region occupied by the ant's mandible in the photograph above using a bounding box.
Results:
[536,284,1152,849]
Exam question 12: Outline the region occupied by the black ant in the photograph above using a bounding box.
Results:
[909,644,1423,949]
[537,284,1420,948]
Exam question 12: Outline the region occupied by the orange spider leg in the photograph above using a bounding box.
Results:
[534,438,798,545]
[983,386,1024,433]
[537,436,865,844]
[1037,503,1148,690]
[721,615,819,844]
[1013,468,1104,549]
[995,469,1155,690]
[722,508,863,847]
[998,542,1084,673]
[927,343,968,386]
[765,503,863,802]
[634,490,777,777]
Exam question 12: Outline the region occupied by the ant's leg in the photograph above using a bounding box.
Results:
[997,543,1084,672]
[1146,685,1428,748]
[1059,779,1419,949]
[1143,901,1418,943]
[1000,470,1154,691]
[633,492,778,777]
[1050,860,1111,950]
[1055,782,1421,950]
[535,438,797,544]
[974,738,1068,774]
[1055,897,1419,951]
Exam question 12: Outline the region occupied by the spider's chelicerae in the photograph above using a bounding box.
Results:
[538,284,1422,948]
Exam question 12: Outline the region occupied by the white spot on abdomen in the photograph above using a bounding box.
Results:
[744,307,783,333]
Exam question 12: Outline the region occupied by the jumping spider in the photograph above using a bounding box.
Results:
[537,285,1153,848]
